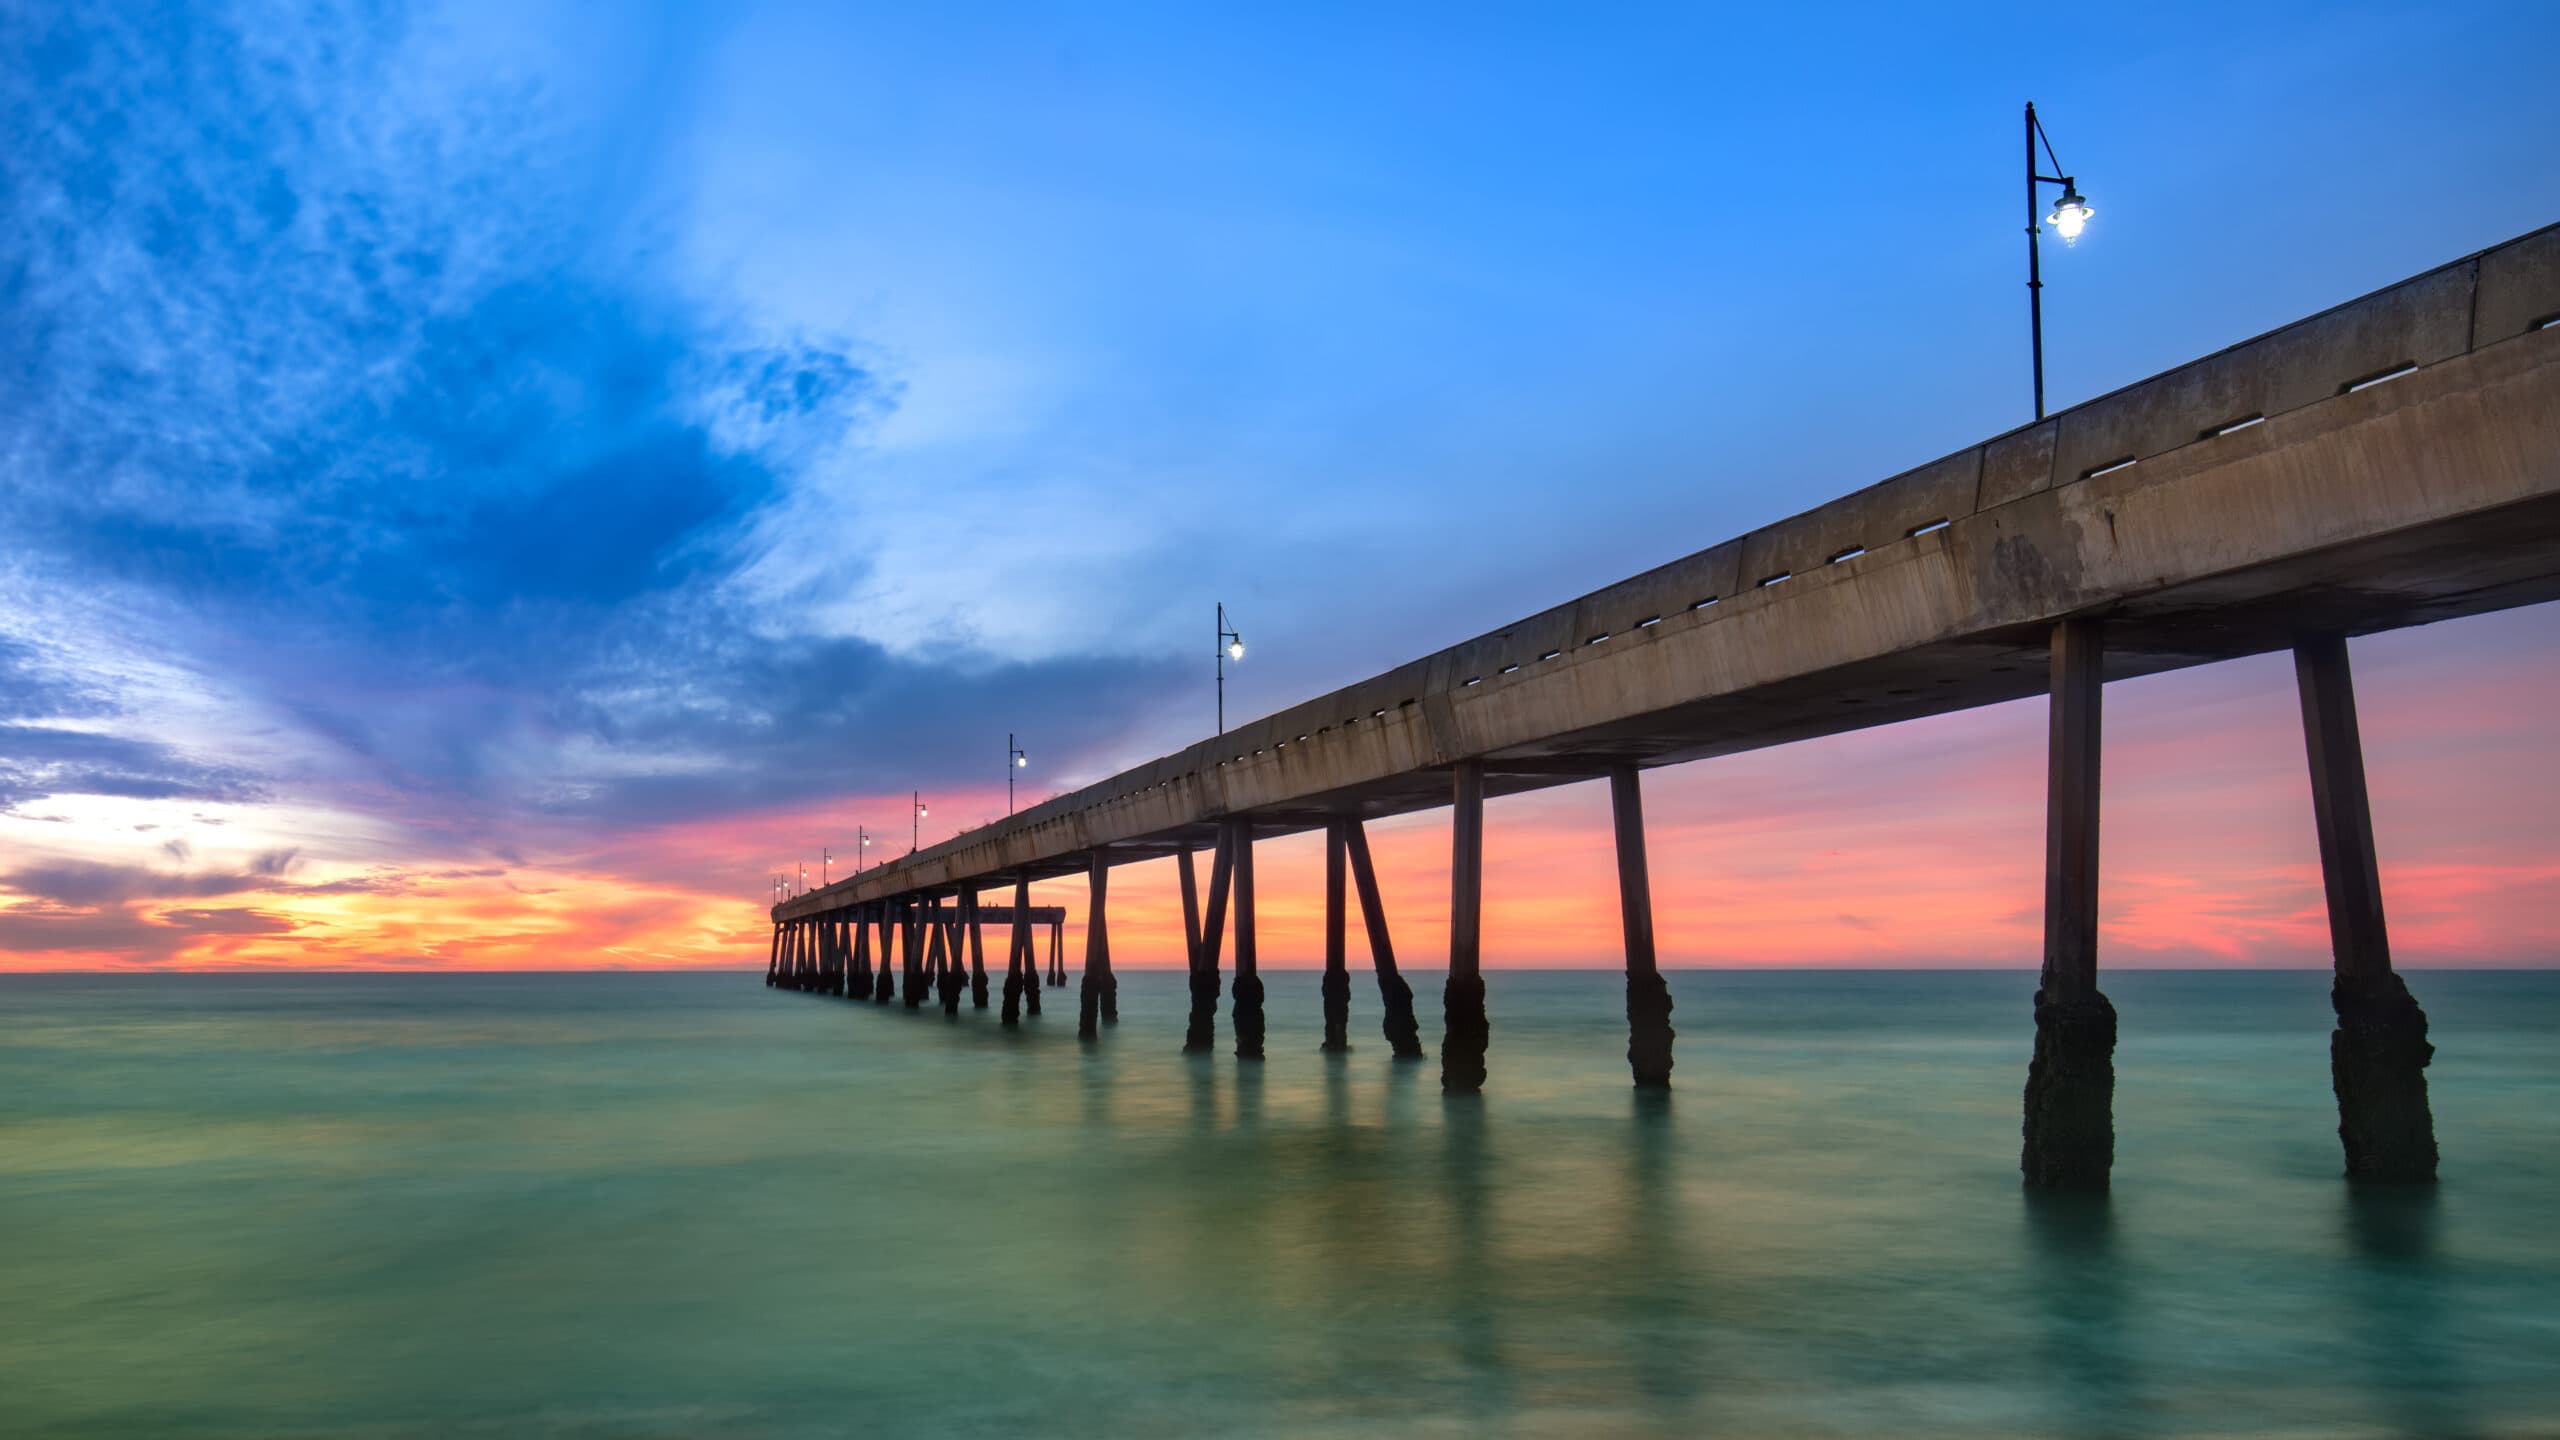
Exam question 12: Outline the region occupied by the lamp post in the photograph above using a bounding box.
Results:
[821,846,831,888]
[913,791,928,853]
[1217,602,1246,735]
[1008,733,1029,814]
[856,826,871,873]
[798,861,806,896]
[2024,101,2095,421]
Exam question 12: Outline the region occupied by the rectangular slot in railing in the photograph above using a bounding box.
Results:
[2204,413,2265,439]
[2342,361,2417,394]
[1586,632,1611,645]
[2083,456,2137,480]
[1759,571,1792,588]
[1691,596,1720,609]
[1540,649,1562,661]
[1907,518,1950,537]
[1499,663,1520,674]
[1827,545,1866,564]
[2536,313,2560,331]
[1636,614,1662,628]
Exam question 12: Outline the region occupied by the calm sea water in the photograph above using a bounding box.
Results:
[2,969,2555,1438]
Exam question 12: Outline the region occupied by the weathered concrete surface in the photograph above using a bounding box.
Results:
[1230,821,1266,1060]
[1078,853,1115,1040]
[2332,972,2438,1182]
[1320,821,1352,1052]
[2296,634,2440,1180]
[1610,767,1674,1088]
[1182,842,1229,1055]
[780,224,2560,925]
[1344,821,1425,1059]
[1442,763,1488,1093]
[2022,989,2118,1190]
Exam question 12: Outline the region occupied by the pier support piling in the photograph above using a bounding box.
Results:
[967,891,989,1010]
[1611,766,1676,1088]
[1344,819,1425,1058]
[1001,875,1031,1025]
[902,900,926,1009]
[1182,840,1232,1053]
[1079,851,1117,1039]
[1443,761,1490,1093]
[765,922,780,986]
[933,899,964,1015]
[873,905,896,1003]
[852,910,872,997]
[1320,821,1352,1052]
[1232,820,1265,1060]
[2023,618,2117,1190]
[2295,635,2438,1183]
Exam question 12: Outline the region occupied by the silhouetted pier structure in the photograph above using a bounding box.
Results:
[767,224,2560,1189]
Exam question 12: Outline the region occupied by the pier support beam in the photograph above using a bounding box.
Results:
[933,899,964,1015]
[1079,851,1117,1039]
[1182,839,1232,1053]
[902,900,926,1010]
[1320,821,1352,1052]
[873,905,896,1004]
[852,910,872,997]
[2022,618,2117,1190]
[765,922,779,986]
[1002,875,1031,1025]
[1344,819,1425,1058]
[1611,766,1676,1089]
[1232,820,1265,1060]
[2295,635,2438,1183]
[967,891,989,1010]
[1024,903,1044,1017]
[1443,761,1490,1093]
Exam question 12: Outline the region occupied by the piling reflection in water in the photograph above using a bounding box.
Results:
[3,969,2553,1437]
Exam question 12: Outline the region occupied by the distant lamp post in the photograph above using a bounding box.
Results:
[798,861,807,896]
[1217,602,1246,735]
[2024,101,2096,421]
[821,846,832,888]
[856,826,872,873]
[913,791,929,853]
[1008,733,1029,814]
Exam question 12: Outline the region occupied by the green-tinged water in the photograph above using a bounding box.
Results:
[2,970,2555,1438]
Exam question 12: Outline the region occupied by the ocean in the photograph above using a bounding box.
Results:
[2,969,2554,1438]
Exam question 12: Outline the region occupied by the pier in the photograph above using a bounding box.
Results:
[768,223,2560,1189]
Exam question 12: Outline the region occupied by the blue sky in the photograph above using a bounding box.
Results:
[3,0,2557,964]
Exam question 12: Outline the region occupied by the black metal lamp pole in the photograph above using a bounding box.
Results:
[1008,733,1028,813]
[2025,101,2094,421]
[912,791,927,853]
[1216,602,1245,735]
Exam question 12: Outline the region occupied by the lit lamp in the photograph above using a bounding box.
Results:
[1008,734,1029,814]
[2023,102,2097,419]
[912,791,928,852]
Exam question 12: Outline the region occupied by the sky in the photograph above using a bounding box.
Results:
[3,0,2556,972]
